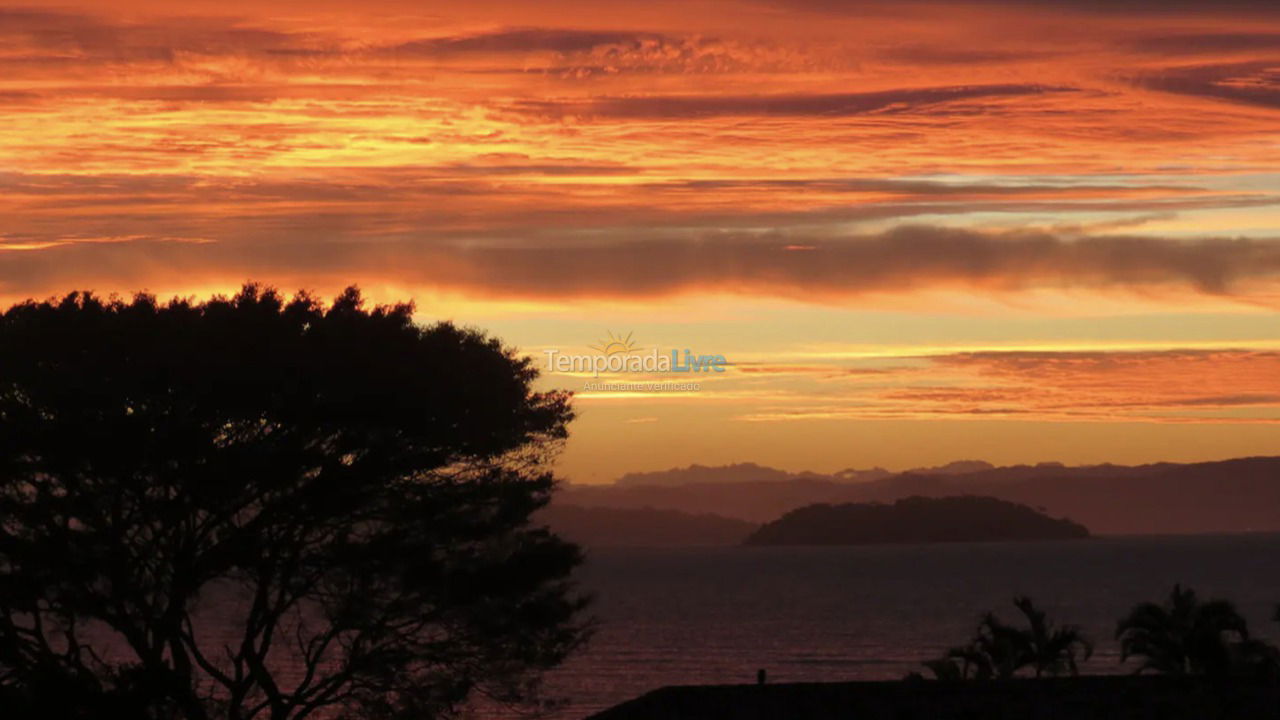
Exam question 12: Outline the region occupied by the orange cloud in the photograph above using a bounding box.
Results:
[1,4,1279,303]
[737,349,1280,424]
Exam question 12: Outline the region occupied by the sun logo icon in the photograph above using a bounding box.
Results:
[590,330,641,356]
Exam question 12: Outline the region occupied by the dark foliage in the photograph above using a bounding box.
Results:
[0,284,588,720]
[1116,584,1277,678]
[923,597,1091,680]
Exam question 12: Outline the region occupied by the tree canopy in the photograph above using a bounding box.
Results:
[0,284,587,720]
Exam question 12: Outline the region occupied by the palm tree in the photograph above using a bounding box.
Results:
[921,655,965,681]
[1014,596,1093,677]
[970,610,1030,679]
[1115,584,1250,675]
[1231,638,1280,680]
[1231,605,1280,679]
[923,596,1090,680]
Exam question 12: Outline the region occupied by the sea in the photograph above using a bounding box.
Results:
[535,534,1280,718]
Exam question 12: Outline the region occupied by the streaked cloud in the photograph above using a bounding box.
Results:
[735,349,1280,424]
[507,85,1072,119]
[1133,62,1280,110]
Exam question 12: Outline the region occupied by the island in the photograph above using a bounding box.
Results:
[743,495,1089,546]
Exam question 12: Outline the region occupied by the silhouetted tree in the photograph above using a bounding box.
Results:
[921,656,966,681]
[0,285,588,720]
[1248,604,1280,679]
[1014,596,1093,677]
[968,610,1028,680]
[1116,584,1250,676]
[923,596,1090,680]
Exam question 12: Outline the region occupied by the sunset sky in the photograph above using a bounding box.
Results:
[4,0,1280,481]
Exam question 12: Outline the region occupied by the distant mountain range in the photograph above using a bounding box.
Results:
[744,496,1089,546]
[558,456,1280,536]
[613,460,996,487]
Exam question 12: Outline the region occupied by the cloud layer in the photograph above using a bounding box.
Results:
[5,227,1280,303]
[733,349,1280,424]
[2,1,1280,305]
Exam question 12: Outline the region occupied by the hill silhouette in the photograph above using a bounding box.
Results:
[744,496,1089,546]
[560,456,1280,535]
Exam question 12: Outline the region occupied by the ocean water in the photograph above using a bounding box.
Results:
[539,535,1280,718]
